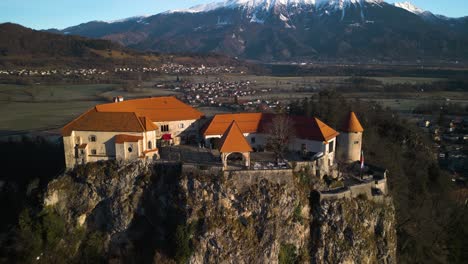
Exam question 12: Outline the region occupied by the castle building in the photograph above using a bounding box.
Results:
[61,96,204,168]
[203,113,339,166]
[337,111,364,163]
[61,96,356,171]
[203,113,265,150]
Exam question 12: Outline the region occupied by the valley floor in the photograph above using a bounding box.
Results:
[1,73,467,136]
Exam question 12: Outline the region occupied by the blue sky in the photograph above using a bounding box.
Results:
[0,0,467,30]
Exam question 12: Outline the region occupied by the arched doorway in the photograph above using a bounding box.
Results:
[222,152,251,170]
[226,152,243,168]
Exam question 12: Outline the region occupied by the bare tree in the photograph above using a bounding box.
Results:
[266,115,295,162]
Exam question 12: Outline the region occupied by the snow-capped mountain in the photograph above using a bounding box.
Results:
[168,0,315,14]
[54,0,468,62]
[169,0,386,13]
[393,1,423,14]
[106,15,150,24]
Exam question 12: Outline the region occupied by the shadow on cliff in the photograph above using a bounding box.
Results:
[0,136,64,234]
[308,190,321,264]
[105,162,187,263]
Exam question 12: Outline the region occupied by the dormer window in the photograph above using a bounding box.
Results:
[89,135,97,142]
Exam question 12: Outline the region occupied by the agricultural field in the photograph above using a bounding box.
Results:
[0,83,179,134]
[342,91,468,112]
[167,74,446,89]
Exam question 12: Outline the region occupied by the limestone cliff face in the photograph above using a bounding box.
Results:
[43,161,396,263]
[310,198,397,264]
[181,170,310,263]
[44,160,152,234]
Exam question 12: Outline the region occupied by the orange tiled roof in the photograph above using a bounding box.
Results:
[313,117,340,142]
[287,116,339,142]
[142,148,159,155]
[96,96,204,122]
[139,116,158,131]
[61,108,151,136]
[115,134,143,144]
[218,121,253,153]
[341,112,364,133]
[205,113,339,142]
[204,113,263,136]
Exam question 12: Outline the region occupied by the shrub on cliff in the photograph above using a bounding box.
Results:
[174,222,196,264]
[278,243,298,264]
[13,207,105,263]
[14,207,79,263]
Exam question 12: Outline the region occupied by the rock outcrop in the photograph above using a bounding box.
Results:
[311,198,397,264]
[44,160,151,234]
[182,169,310,263]
[43,160,397,263]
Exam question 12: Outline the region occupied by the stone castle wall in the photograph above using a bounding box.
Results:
[224,169,294,192]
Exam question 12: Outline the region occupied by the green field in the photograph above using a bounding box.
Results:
[0,83,179,133]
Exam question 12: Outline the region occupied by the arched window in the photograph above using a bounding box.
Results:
[148,141,152,149]
[128,147,133,153]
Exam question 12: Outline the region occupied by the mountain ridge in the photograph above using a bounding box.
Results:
[0,23,246,68]
[42,1,468,62]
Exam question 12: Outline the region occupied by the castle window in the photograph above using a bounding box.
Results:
[128,147,133,153]
[251,137,256,144]
[161,125,169,132]
[89,135,96,142]
[329,141,334,153]
[148,141,152,149]
[354,141,359,145]
[178,123,184,129]
[91,149,97,155]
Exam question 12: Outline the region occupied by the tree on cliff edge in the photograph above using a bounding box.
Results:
[266,114,295,162]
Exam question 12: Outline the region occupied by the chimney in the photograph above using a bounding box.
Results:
[113,96,124,103]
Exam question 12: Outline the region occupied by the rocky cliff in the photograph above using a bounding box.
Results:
[311,198,397,264]
[43,160,397,263]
